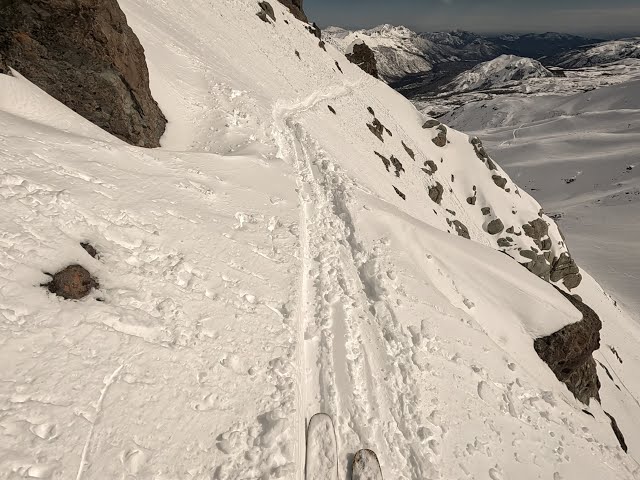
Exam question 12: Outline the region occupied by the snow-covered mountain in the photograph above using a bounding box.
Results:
[1,1,640,479]
[445,55,554,93]
[554,37,640,68]
[323,24,444,81]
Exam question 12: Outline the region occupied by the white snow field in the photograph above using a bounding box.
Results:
[1,1,640,479]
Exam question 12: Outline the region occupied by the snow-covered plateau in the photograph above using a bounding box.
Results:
[1,1,640,479]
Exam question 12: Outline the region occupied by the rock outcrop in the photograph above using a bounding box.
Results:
[534,288,602,405]
[346,42,379,79]
[0,0,167,147]
[277,0,308,22]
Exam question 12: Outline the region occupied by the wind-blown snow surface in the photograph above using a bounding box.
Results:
[446,55,553,93]
[1,1,640,479]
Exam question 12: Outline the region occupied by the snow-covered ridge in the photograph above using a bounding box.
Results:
[556,37,640,68]
[446,54,554,93]
[323,24,444,81]
[1,1,639,479]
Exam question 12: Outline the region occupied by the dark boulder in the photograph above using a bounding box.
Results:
[534,288,602,405]
[0,0,167,147]
[45,264,98,300]
[487,218,504,235]
[346,42,379,79]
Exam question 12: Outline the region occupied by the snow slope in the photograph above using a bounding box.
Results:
[445,55,554,93]
[1,1,640,479]
[444,80,640,322]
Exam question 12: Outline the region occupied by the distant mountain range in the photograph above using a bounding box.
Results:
[324,25,602,81]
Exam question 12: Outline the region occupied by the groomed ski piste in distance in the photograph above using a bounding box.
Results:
[1,1,640,479]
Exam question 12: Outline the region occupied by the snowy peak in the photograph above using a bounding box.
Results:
[323,24,441,81]
[447,54,554,92]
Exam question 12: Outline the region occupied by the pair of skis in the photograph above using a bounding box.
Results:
[305,413,383,480]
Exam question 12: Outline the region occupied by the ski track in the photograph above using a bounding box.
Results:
[273,84,439,479]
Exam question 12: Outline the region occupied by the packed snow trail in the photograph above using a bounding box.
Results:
[274,83,444,478]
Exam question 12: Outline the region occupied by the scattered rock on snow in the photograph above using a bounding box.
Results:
[452,220,470,239]
[401,141,415,160]
[432,125,448,147]
[45,265,99,300]
[481,207,491,215]
[492,175,507,189]
[257,1,276,22]
[422,160,438,176]
[374,151,390,172]
[327,105,336,114]
[487,218,504,235]
[390,155,404,177]
[604,411,628,453]
[470,137,497,170]
[534,288,602,405]
[393,186,406,200]
[0,0,167,147]
[305,22,321,39]
[428,182,444,205]
[81,242,98,258]
[367,118,385,141]
[550,253,582,290]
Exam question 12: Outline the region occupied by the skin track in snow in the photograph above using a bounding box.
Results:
[306,413,338,480]
[352,449,383,480]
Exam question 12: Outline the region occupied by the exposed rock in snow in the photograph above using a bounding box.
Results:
[534,289,602,405]
[0,0,166,147]
[276,0,308,22]
[45,264,99,300]
[345,41,379,79]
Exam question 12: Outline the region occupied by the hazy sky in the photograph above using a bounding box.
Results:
[305,0,640,37]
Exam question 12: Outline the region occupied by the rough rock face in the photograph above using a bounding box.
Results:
[346,42,379,79]
[0,0,167,147]
[534,288,602,405]
[46,265,98,300]
[551,253,582,290]
[276,0,308,22]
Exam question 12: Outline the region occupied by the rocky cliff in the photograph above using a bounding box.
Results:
[0,0,166,147]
